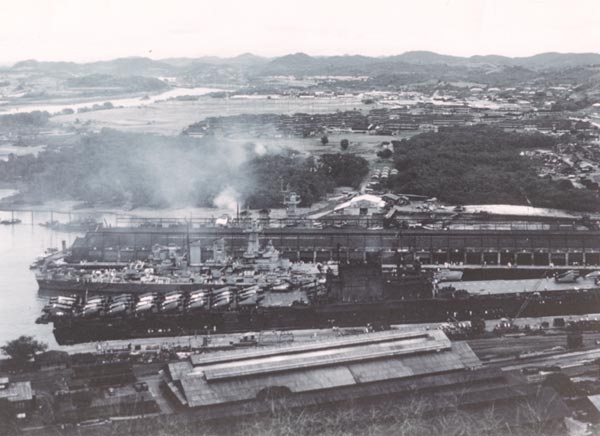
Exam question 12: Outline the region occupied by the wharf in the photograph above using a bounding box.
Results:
[53,313,600,355]
[69,224,600,267]
[422,264,599,280]
[423,264,599,270]
[443,277,598,294]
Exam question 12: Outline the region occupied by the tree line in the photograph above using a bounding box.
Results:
[0,129,368,209]
[387,126,599,212]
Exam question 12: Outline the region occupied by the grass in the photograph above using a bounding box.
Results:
[96,396,565,436]
[52,97,369,135]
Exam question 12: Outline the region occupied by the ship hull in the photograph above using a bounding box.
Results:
[51,288,600,345]
[38,267,600,294]
[37,279,213,294]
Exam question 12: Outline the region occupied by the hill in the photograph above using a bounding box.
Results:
[388,126,599,212]
[12,51,600,77]
[9,52,600,90]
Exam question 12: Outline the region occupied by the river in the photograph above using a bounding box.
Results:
[0,86,224,115]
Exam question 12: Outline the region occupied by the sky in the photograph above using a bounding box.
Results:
[0,0,599,64]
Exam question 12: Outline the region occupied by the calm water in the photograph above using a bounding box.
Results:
[2,198,598,350]
[0,209,81,348]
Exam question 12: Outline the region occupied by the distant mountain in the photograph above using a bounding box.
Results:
[12,59,84,74]
[12,57,175,77]
[389,51,466,65]
[468,54,514,66]
[389,51,600,69]
[227,53,269,66]
[65,74,169,92]
[513,52,600,69]
[86,57,174,76]
[255,52,600,86]
[266,53,317,71]
[263,53,389,75]
[162,53,268,67]
[9,52,600,86]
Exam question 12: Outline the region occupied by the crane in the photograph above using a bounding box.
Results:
[495,273,547,334]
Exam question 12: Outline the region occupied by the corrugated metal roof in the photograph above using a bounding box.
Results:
[171,329,479,408]
[167,360,193,382]
[589,394,600,412]
[450,340,483,369]
[202,340,450,381]
[0,381,33,402]
[190,330,435,367]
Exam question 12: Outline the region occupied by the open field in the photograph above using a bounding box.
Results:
[0,144,46,161]
[222,132,409,163]
[52,96,369,135]
[50,95,415,162]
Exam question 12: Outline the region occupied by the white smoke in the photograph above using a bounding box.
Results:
[213,186,240,211]
[254,142,267,156]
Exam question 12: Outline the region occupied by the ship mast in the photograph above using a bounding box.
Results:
[282,181,301,221]
[243,220,262,259]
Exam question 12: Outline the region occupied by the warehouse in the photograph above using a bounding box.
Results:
[164,329,480,409]
[161,330,571,431]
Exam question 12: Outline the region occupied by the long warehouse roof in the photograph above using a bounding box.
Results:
[167,329,480,408]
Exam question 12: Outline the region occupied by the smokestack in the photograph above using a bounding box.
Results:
[61,240,67,251]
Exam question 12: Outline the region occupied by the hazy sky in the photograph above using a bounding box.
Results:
[0,0,599,63]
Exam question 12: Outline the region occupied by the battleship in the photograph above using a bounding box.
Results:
[34,219,600,344]
[38,256,600,345]
[35,223,332,294]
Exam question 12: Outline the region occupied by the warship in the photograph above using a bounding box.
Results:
[35,223,330,294]
[38,257,600,345]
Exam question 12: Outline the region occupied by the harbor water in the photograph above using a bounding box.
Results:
[2,199,600,350]
[0,208,82,348]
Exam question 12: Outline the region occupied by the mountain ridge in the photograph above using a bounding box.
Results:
[10,51,600,72]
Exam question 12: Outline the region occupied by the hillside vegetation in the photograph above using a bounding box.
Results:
[74,398,562,436]
[0,129,367,209]
[388,126,599,211]
[65,74,168,93]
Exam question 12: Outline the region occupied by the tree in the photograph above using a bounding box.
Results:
[0,404,18,436]
[386,126,599,212]
[320,135,329,146]
[377,148,393,159]
[470,317,486,336]
[319,154,369,188]
[1,336,47,363]
[340,138,349,150]
[543,373,580,397]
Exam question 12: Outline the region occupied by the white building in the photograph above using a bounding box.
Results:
[333,194,386,216]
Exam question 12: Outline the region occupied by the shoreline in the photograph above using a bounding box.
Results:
[0,85,229,116]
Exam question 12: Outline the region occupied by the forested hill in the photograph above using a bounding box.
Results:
[387,126,599,212]
[0,129,368,209]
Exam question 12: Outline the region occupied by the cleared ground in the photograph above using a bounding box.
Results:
[52,96,369,135]
[223,132,405,163]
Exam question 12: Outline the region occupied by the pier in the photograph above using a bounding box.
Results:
[68,223,600,268]
[3,207,600,268]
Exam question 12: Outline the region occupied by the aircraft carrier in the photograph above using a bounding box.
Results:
[67,214,600,271]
